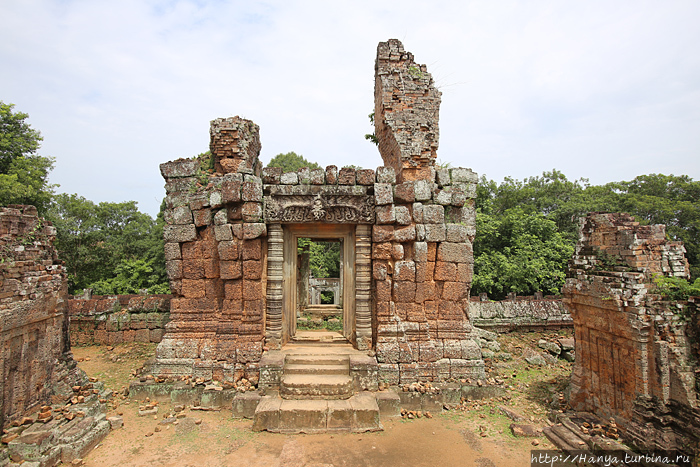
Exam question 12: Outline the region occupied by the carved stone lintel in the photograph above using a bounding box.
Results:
[265,194,374,224]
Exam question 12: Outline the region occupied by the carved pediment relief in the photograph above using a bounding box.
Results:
[265,193,375,224]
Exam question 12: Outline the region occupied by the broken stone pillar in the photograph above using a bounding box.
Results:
[371,40,484,384]
[210,116,263,176]
[374,39,441,183]
[153,116,266,384]
[564,212,699,452]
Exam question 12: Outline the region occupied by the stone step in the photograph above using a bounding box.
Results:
[543,424,588,451]
[281,374,354,400]
[285,354,349,367]
[252,392,382,433]
[291,331,347,344]
[285,363,349,376]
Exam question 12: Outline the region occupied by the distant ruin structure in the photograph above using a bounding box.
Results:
[563,212,699,453]
[151,39,484,390]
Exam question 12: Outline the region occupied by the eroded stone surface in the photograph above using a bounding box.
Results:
[564,212,699,453]
[0,205,110,465]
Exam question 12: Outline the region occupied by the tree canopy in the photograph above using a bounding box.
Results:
[45,194,168,294]
[0,102,56,213]
[266,151,321,173]
[473,171,700,299]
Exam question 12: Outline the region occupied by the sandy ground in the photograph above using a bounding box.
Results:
[72,331,572,467]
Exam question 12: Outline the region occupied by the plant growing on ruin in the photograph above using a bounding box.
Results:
[652,274,700,301]
[266,151,320,173]
[364,113,378,146]
[408,65,424,79]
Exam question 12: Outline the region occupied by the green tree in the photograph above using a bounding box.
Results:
[0,102,56,213]
[473,171,700,297]
[46,194,168,294]
[266,152,321,173]
[472,207,574,299]
[298,238,341,278]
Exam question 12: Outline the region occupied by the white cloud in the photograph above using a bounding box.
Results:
[1,0,699,216]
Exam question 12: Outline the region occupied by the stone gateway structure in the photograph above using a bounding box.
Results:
[146,40,484,431]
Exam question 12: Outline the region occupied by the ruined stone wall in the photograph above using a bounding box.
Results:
[153,118,266,384]
[68,294,171,345]
[468,295,572,332]
[374,39,441,183]
[0,206,80,426]
[261,162,484,384]
[371,39,483,384]
[564,212,699,453]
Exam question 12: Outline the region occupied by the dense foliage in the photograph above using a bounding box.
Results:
[298,238,341,278]
[474,170,700,298]
[652,275,700,301]
[0,102,56,213]
[266,151,320,173]
[45,194,168,295]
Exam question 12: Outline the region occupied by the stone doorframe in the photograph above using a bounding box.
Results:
[265,223,372,350]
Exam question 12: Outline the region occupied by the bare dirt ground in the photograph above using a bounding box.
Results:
[72,330,573,467]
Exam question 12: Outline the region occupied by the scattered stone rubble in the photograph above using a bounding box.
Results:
[0,206,114,466]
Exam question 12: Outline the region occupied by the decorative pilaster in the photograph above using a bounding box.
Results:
[355,224,372,350]
[265,224,283,349]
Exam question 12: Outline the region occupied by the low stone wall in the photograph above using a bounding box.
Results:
[468,295,572,332]
[68,294,171,345]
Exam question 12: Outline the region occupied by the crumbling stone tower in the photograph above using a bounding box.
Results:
[374,39,441,183]
[152,39,484,388]
[564,212,699,452]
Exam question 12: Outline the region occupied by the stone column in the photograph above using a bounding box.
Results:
[265,224,283,349]
[355,224,372,350]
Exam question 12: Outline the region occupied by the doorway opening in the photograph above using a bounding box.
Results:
[296,238,343,333]
[282,224,356,345]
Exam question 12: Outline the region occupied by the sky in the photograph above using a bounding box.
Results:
[2,0,699,217]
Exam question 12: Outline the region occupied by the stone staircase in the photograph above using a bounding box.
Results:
[251,341,383,433]
[281,354,353,399]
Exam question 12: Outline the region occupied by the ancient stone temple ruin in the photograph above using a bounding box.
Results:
[146,39,484,432]
[0,206,114,465]
[553,213,699,454]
